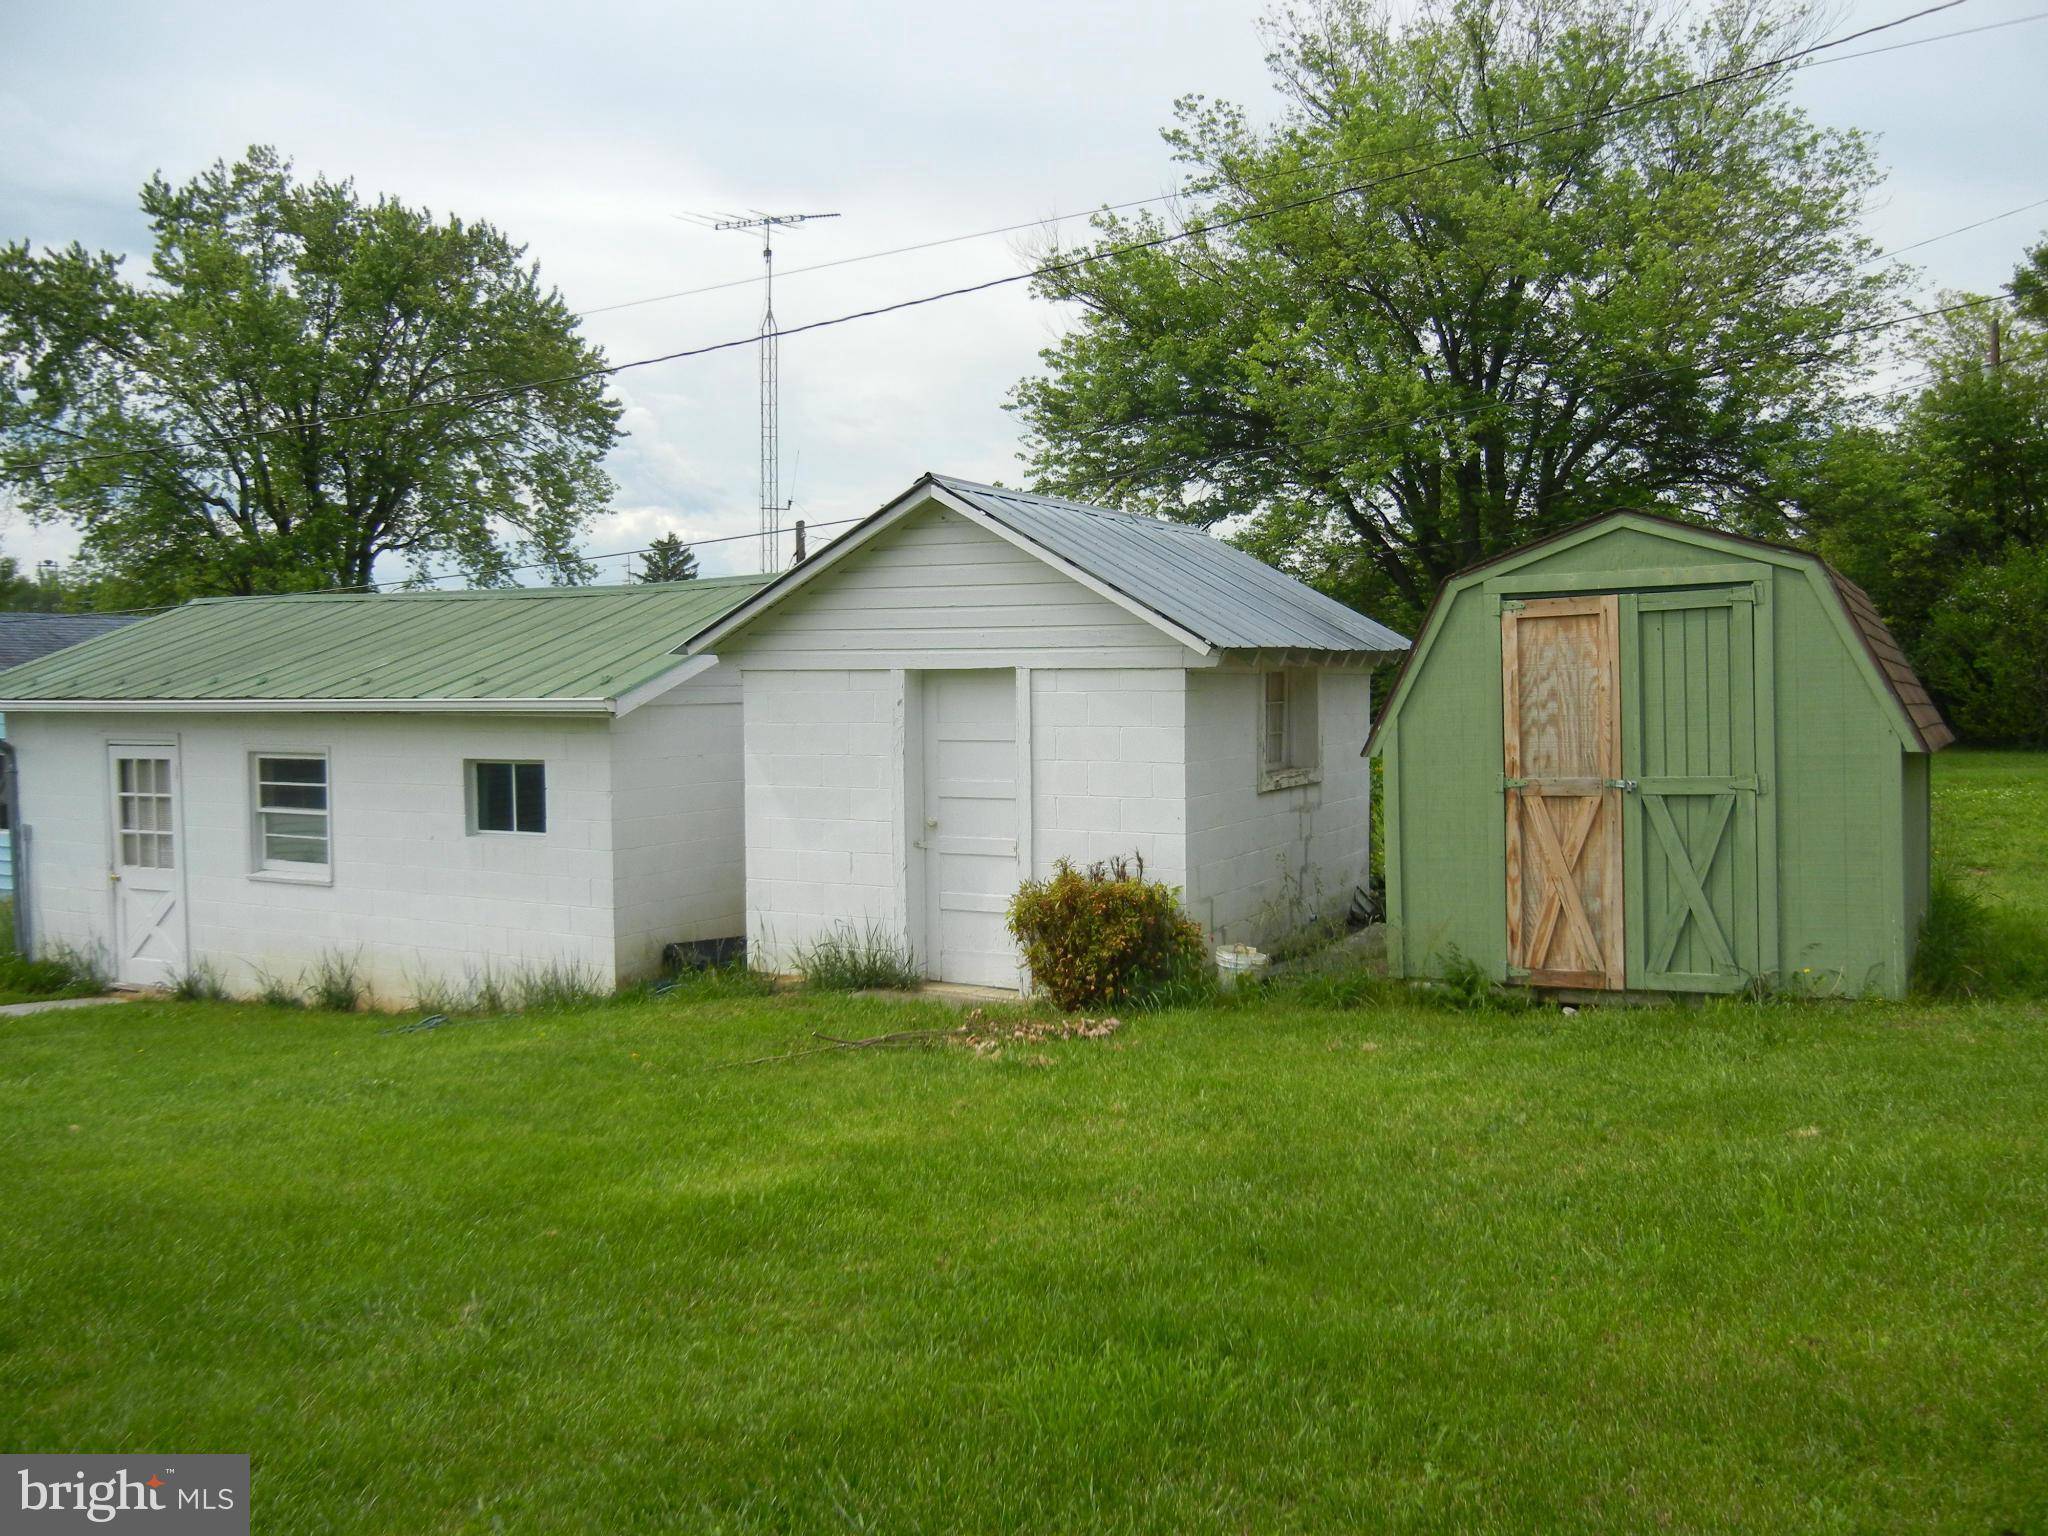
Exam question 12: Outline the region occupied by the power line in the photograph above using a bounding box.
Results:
[575,4,2038,323]
[30,0,1991,476]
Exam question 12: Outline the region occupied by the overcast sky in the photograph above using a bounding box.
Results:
[3,0,2044,582]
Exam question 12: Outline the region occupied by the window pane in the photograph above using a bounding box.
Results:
[118,760,136,793]
[475,762,514,832]
[513,762,547,833]
[121,831,140,865]
[260,782,327,811]
[264,833,327,864]
[262,812,327,840]
[258,757,325,784]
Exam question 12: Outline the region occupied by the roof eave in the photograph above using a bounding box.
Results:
[0,696,619,716]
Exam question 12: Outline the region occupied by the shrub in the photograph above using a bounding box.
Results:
[792,922,921,992]
[1007,854,1208,1012]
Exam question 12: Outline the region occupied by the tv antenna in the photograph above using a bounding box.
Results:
[710,210,841,571]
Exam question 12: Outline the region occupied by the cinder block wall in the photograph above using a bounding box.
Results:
[742,668,902,970]
[609,669,749,981]
[12,710,620,1004]
[1184,670,1373,946]
[1028,668,1188,889]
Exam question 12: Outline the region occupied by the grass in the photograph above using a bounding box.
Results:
[789,918,922,991]
[1921,749,2048,997]
[0,898,105,1006]
[0,753,2044,1533]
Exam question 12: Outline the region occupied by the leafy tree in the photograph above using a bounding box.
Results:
[1011,0,1894,627]
[0,147,623,602]
[633,531,699,583]
[0,554,67,611]
[1789,250,2048,743]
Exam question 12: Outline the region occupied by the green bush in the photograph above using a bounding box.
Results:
[1914,865,2048,999]
[1007,854,1208,1012]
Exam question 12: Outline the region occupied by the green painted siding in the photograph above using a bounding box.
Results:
[1375,517,1934,999]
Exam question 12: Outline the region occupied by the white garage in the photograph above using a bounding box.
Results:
[684,474,1410,988]
[0,578,766,1003]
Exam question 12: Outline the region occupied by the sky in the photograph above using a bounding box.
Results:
[2,0,2044,584]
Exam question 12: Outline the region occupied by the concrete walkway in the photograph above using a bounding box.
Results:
[0,994,135,1018]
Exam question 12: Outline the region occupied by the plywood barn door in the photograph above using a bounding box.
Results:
[1619,587,1774,993]
[920,670,1023,987]
[1501,596,1625,990]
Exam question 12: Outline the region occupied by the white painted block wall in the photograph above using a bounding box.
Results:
[1028,668,1187,888]
[1183,669,1374,945]
[742,668,902,971]
[608,669,749,980]
[11,673,748,1004]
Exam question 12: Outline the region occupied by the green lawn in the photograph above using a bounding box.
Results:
[2,756,2045,1533]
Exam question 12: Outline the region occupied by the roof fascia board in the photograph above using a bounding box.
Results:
[923,485,1214,657]
[610,654,721,717]
[0,697,615,716]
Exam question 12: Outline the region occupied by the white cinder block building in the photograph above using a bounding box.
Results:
[686,475,1410,988]
[0,579,766,1002]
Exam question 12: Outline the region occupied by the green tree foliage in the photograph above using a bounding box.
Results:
[632,531,699,583]
[0,554,67,611]
[1795,278,2048,744]
[1012,0,1893,628]
[0,147,623,602]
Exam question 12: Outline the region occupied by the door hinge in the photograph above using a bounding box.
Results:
[1500,598,1527,613]
[1500,775,1527,791]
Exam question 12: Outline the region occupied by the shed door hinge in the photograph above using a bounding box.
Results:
[1500,598,1527,613]
[1501,775,1527,791]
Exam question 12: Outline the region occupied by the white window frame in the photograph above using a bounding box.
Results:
[1258,669,1322,792]
[467,759,548,836]
[249,750,332,883]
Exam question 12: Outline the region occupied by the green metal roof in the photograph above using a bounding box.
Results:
[0,577,769,712]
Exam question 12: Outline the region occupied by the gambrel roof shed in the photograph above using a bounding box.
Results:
[1369,511,1949,1001]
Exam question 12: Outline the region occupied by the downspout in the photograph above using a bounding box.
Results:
[0,740,25,954]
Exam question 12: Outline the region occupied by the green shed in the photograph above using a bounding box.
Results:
[1368,512,1954,999]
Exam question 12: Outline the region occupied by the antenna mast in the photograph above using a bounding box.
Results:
[714,211,840,571]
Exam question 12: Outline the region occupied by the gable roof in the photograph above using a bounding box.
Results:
[0,577,769,716]
[0,611,141,670]
[1367,510,1954,755]
[685,474,1410,660]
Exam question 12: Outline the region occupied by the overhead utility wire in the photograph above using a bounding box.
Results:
[578,2,2034,321]
[37,0,1992,474]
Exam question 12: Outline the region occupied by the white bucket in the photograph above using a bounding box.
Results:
[1214,944,1270,990]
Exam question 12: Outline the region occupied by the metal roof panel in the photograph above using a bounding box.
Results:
[0,577,769,706]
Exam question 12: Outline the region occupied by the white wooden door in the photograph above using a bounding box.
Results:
[108,744,187,987]
[920,670,1021,987]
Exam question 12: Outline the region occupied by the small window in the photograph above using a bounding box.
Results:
[253,754,329,874]
[472,761,546,834]
[1259,670,1320,788]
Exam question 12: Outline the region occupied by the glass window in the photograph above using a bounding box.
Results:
[115,755,176,869]
[254,755,329,872]
[1263,672,1290,771]
[1260,671,1319,783]
[473,761,546,834]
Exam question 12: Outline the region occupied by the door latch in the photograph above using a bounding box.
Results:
[1602,778,1639,793]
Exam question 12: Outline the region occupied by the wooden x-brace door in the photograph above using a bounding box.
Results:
[1502,596,1625,990]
